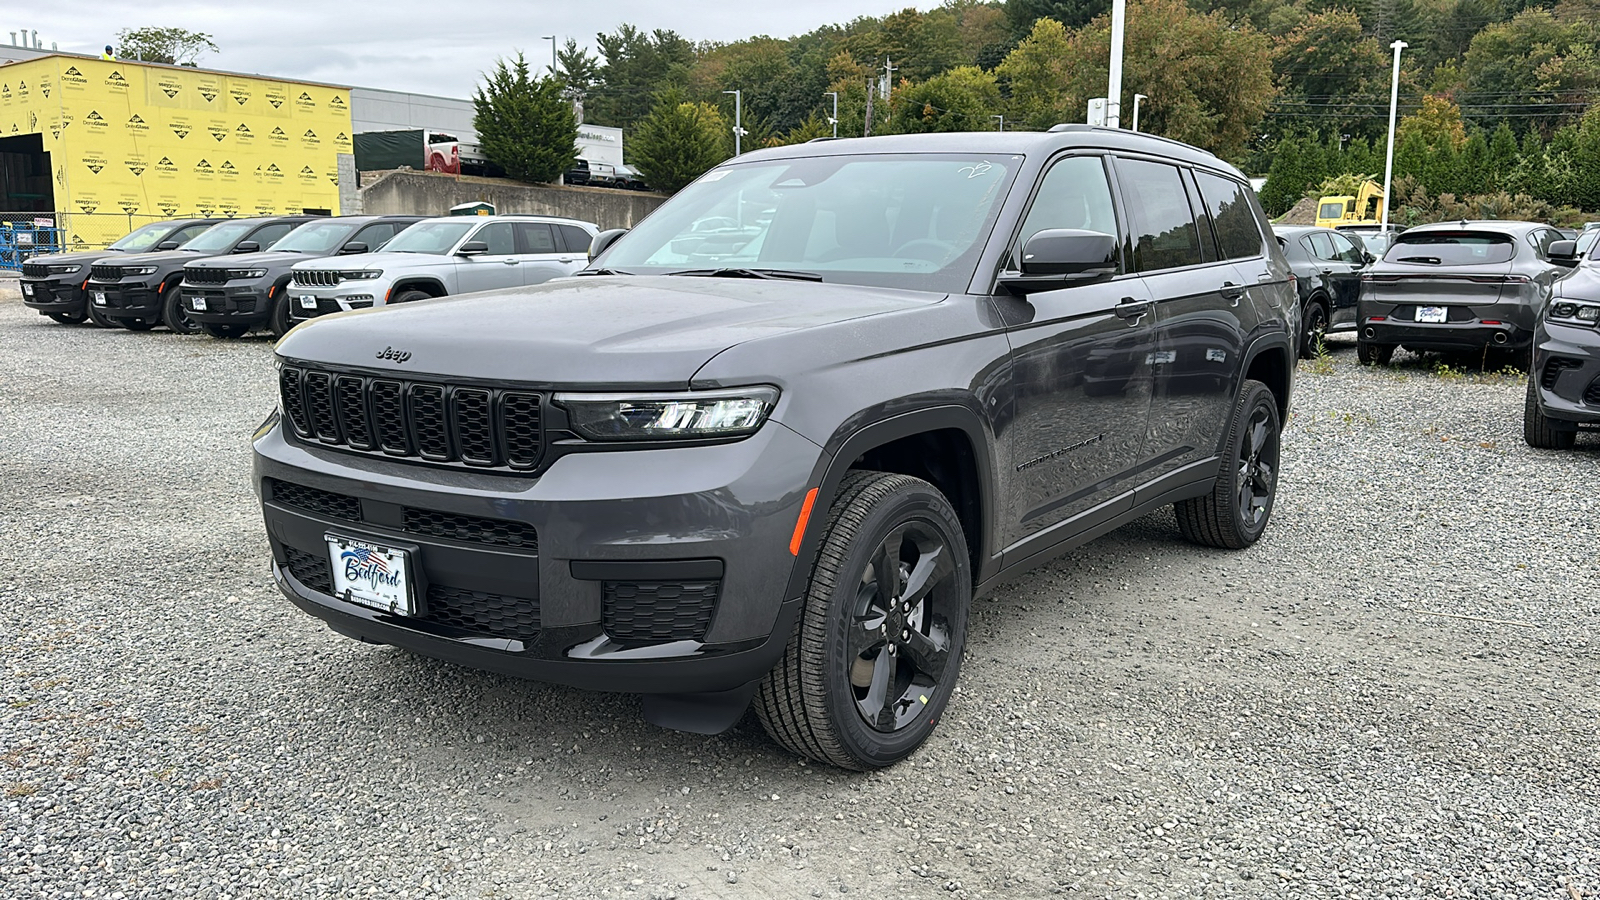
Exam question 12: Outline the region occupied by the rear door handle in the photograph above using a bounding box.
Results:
[504,259,520,265]
[1113,297,1153,321]
[1220,282,1245,300]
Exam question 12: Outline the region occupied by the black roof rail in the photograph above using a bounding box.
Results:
[1047,123,1217,158]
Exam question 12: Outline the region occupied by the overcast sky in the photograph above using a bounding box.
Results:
[21,2,922,98]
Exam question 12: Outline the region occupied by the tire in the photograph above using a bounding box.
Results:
[47,310,88,325]
[755,471,971,770]
[1176,379,1280,550]
[390,289,433,305]
[84,298,115,328]
[1299,300,1329,359]
[1523,377,1576,449]
[160,285,201,334]
[269,292,294,338]
[202,323,249,339]
[120,316,158,332]
[1356,340,1394,366]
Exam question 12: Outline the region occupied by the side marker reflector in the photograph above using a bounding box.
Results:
[789,487,819,556]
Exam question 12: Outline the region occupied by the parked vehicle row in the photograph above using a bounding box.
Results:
[19,214,600,338]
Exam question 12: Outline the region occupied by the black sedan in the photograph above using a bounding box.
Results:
[1273,225,1370,358]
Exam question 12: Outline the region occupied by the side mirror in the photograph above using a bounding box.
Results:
[1362,251,1376,265]
[588,228,629,261]
[457,240,489,256]
[998,229,1118,294]
[156,241,181,251]
[1550,239,1579,267]
[233,241,260,254]
[339,241,369,255]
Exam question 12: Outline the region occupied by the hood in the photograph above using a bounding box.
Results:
[187,250,318,269]
[292,250,442,272]
[1555,264,1600,301]
[276,275,944,387]
[23,249,129,266]
[108,248,218,267]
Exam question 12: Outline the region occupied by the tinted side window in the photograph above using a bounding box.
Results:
[353,223,396,248]
[1327,232,1364,264]
[1118,159,1203,272]
[475,222,516,255]
[515,222,558,254]
[250,223,295,248]
[556,224,593,254]
[1305,232,1334,260]
[1195,172,1264,261]
[173,224,212,245]
[1012,155,1120,269]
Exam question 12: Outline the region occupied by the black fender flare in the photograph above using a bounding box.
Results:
[781,402,1000,602]
[387,278,447,302]
[1239,329,1295,419]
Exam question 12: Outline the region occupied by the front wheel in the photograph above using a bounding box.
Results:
[269,292,294,338]
[47,310,88,325]
[84,298,115,328]
[160,286,201,334]
[202,323,249,339]
[756,472,971,770]
[120,316,158,332]
[1523,377,1576,449]
[390,289,433,305]
[1176,379,1281,550]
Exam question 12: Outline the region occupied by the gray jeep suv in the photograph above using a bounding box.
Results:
[254,128,1297,769]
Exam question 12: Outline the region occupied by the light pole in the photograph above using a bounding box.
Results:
[826,91,838,138]
[1105,0,1127,127]
[723,89,744,155]
[992,114,1004,132]
[1380,40,1407,232]
[542,36,557,77]
[1131,93,1147,132]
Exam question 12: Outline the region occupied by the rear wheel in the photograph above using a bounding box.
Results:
[1357,341,1394,366]
[202,323,249,339]
[160,285,201,334]
[47,310,88,325]
[269,292,294,338]
[1299,300,1328,359]
[1523,377,1576,449]
[756,472,971,770]
[1176,379,1280,550]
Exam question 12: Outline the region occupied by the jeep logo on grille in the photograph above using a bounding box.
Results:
[375,347,412,363]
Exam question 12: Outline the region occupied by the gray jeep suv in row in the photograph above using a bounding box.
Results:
[254,128,1296,769]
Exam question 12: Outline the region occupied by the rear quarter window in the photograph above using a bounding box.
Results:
[1383,232,1516,266]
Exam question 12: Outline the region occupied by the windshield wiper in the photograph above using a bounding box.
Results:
[1397,256,1442,265]
[666,267,823,282]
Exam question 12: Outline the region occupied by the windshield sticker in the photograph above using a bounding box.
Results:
[958,161,994,179]
[700,170,730,182]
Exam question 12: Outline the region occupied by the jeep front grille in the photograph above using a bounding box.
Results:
[182,267,231,285]
[90,264,124,281]
[21,263,50,278]
[292,270,344,287]
[278,365,544,471]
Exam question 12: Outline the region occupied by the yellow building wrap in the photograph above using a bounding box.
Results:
[0,55,353,248]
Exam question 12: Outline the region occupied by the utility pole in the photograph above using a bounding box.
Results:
[880,57,897,128]
[826,91,838,138]
[864,80,875,137]
[1132,94,1147,132]
[723,89,745,155]
[1380,40,1407,232]
[1106,0,1127,127]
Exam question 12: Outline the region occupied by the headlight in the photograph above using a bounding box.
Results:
[124,266,158,276]
[229,268,268,279]
[1549,301,1600,324]
[556,387,779,441]
[344,270,383,280]
[46,264,81,275]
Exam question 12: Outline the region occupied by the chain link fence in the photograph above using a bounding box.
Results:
[1,212,169,270]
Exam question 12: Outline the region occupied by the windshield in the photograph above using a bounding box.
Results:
[598,153,1020,291]
[1383,231,1515,266]
[270,220,360,254]
[181,221,257,253]
[382,221,474,254]
[111,222,184,252]
[1579,230,1599,259]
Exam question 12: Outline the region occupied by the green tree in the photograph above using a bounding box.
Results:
[629,89,731,193]
[895,66,1003,133]
[114,27,217,66]
[1270,11,1393,142]
[994,18,1075,130]
[1003,0,1110,33]
[555,38,601,94]
[1259,134,1323,217]
[775,111,835,145]
[472,53,578,184]
[1459,9,1600,134]
[588,25,697,129]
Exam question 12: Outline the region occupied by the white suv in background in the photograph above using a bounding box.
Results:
[286,215,598,321]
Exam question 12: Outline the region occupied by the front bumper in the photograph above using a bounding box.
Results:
[20,276,85,313]
[183,279,274,324]
[253,419,824,694]
[286,283,383,322]
[89,280,165,320]
[1532,323,1600,427]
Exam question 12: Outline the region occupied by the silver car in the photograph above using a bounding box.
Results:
[287,215,598,322]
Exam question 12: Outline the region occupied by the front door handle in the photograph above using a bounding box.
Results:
[1219,282,1245,300]
[504,259,520,265]
[1113,297,1152,321]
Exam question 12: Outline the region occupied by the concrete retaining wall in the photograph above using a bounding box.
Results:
[357,170,666,230]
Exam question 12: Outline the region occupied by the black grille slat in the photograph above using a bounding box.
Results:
[603,580,721,645]
[402,508,537,550]
[267,478,362,521]
[277,366,542,470]
[335,376,373,450]
[409,385,450,460]
[421,586,540,642]
[455,390,496,465]
[304,372,340,442]
[183,268,230,285]
[283,546,333,594]
[22,263,49,278]
[90,264,122,281]
[1585,379,1600,407]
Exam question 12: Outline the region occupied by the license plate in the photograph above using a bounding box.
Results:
[326,535,414,615]
[299,295,317,309]
[1416,306,1447,323]
[93,291,107,306]
[189,296,206,311]
[21,283,32,297]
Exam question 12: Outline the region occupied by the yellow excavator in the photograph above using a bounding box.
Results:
[1315,180,1385,229]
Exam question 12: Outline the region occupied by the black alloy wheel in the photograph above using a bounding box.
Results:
[160,285,202,334]
[1357,341,1394,366]
[1176,379,1281,549]
[1300,301,1328,359]
[202,323,249,339]
[269,291,294,338]
[756,471,971,770]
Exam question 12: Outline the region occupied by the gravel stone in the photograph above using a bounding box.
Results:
[1,285,1597,898]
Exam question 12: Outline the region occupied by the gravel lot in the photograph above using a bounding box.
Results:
[2,283,1598,900]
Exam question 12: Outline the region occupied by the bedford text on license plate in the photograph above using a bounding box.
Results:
[1416,306,1448,323]
[326,535,414,614]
